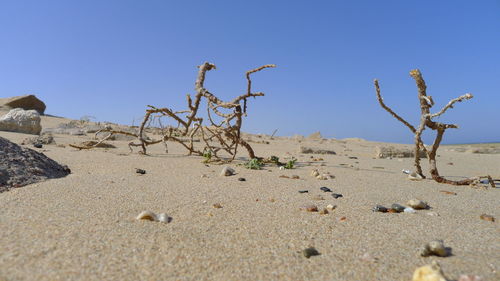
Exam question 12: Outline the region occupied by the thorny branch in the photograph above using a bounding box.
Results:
[375,69,495,187]
[74,62,275,162]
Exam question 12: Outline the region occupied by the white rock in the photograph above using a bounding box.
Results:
[404,207,416,213]
[408,172,424,181]
[220,166,235,176]
[0,108,41,135]
[412,261,447,281]
[326,204,336,211]
[407,199,429,210]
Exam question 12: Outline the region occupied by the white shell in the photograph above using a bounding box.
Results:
[157,213,170,223]
[136,211,158,221]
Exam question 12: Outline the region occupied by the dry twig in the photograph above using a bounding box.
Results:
[375,69,494,187]
[76,62,275,162]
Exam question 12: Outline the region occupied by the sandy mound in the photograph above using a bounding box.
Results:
[0,136,70,192]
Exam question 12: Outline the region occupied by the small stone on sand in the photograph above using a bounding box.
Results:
[407,199,429,210]
[319,186,332,192]
[220,166,235,176]
[412,261,447,281]
[319,208,328,215]
[326,204,336,211]
[479,214,495,222]
[420,240,449,257]
[302,247,320,258]
[331,193,343,199]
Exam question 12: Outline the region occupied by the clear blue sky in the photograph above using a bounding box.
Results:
[1,0,499,144]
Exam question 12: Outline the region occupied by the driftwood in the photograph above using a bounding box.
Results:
[72,62,275,162]
[375,69,495,187]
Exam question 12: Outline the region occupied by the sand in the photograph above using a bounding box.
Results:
[0,113,499,281]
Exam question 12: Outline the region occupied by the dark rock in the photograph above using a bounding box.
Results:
[135,168,146,174]
[331,193,343,199]
[238,177,246,181]
[390,203,405,213]
[33,143,42,148]
[298,190,308,193]
[302,247,320,258]
[320,186,332,192]
[0,136,70,192]
[372,205,388,212]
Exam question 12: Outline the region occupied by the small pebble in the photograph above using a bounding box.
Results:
[420,240,449,257]
[302,247,320,258]
[412,261,447,281]
[479,214,495,222]
[319,208,329,215]
[220,166,235,176]
[238,177,246,181]
[279,166,285,170]
[200,174,208,178]
[326,204,336,211]
[135,168,146,174]
[291,175,300,179]
[404,207,416,213]
[338,216,347,222]
[33,143,43,148]
[439,190,457,195]
[331,193,343,199]
[391,203,406,213]
[312,195,325,201]
[408,172,423,181]
[298,190,308,194]
[407,199,429,210]
[300,205,318,212]
[372,205,388,213]
[279,175,289,178]
[213,203,223,209]
[311,169,320,177]
[156,213,171,223]
[320,186,332,192]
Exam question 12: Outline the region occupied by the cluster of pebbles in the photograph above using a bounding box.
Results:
[299,186,341,215]
[373,199,429,213]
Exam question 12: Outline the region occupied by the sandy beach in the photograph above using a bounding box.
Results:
[0,112,498,281]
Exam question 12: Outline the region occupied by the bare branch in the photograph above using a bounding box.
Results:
[374,79,416,133]
[430,93,473,118]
